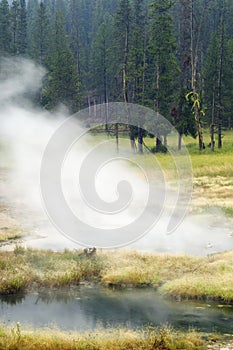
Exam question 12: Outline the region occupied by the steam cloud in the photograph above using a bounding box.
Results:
[0,57,232,255]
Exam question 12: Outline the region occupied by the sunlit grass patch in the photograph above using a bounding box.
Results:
[143,130,233,176]
[0,249,30,294]
[193,176,233,187]
[0,324,205,350]
[192,156,233,178]
[0,248,108,293]
[161,251,233,302]
[0,230,25,242]
[102,265,160,287]
[161,274,233,303]
[101,250,203,288]
[0,272,29,295]
[1,248,233,302]
[101,250,233,302]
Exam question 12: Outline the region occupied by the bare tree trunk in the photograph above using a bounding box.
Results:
[217,1,225,149]
[130,138,136,152]
[136,23,148,154]
[123,19,129,105]
[115,123,119,153]
[122,17,136,153]
[178,133,182,151]
[155,64,160,113]
[142,48,146,105]
[138,127,143,154]
[190,0,204,151]
[129,125,136,153]
[177,0,192,151]
[88,93,91,118]
[154,64,161,150]
[156,134,162,151]
[210,91,215,151]
[210,124,215,152]
[103,37,109,134]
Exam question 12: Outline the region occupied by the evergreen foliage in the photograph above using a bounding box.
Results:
[0,0,11,54]
[0,0,233,149]
[43,10,80,112]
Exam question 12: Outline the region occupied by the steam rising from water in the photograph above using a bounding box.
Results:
[0,57,232,255]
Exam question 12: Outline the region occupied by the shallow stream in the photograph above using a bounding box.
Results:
[1,287,233,333]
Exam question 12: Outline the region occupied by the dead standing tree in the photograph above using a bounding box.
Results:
[183,0,209,151]
[217,0,225,149]
[190,0,209,151]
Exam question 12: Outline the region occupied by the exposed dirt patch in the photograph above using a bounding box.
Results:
[192,176,233,210]
[207,341,233,350]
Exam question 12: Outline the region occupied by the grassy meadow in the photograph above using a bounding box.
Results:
[0,129,233,349]
[88,127,233,215]
[142,129,233,215]
[0,127,232,244]
[0,129,233,299]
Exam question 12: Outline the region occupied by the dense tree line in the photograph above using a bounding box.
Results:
[0,0,233,150]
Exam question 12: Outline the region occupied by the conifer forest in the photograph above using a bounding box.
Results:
[0,0,233,150]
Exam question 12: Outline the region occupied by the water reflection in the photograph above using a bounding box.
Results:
[0,287,233,333]
[0,293,26,305]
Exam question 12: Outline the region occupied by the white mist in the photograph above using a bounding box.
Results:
[0,57,232,255]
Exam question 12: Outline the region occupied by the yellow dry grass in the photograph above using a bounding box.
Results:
[0,324,205,350]
[101,250,201,288]
[101,250,233,302]
[1,248,233,302]
[0,248,107,294]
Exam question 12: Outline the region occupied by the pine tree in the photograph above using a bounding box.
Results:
[31,1,50,65]
[174,0,197,150]
[0,0,12,54]
[68,0,93,91]
[129,0,147,104]
[203,32,220,150]
[68,0,81,78]
[149,0,179,150]
[114,0,136,150]
[222,38,233,130]
[43,10,81,112]
[77,0,92,87]
[17,0,27,55]
[26,0,39,57]
[189,0,209,151]
[11,0,20,55]
[202,0,229,150]
[90,16,114,103]
[216,0,225,149]
[114,0,132,103]
[129,0,148,153]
